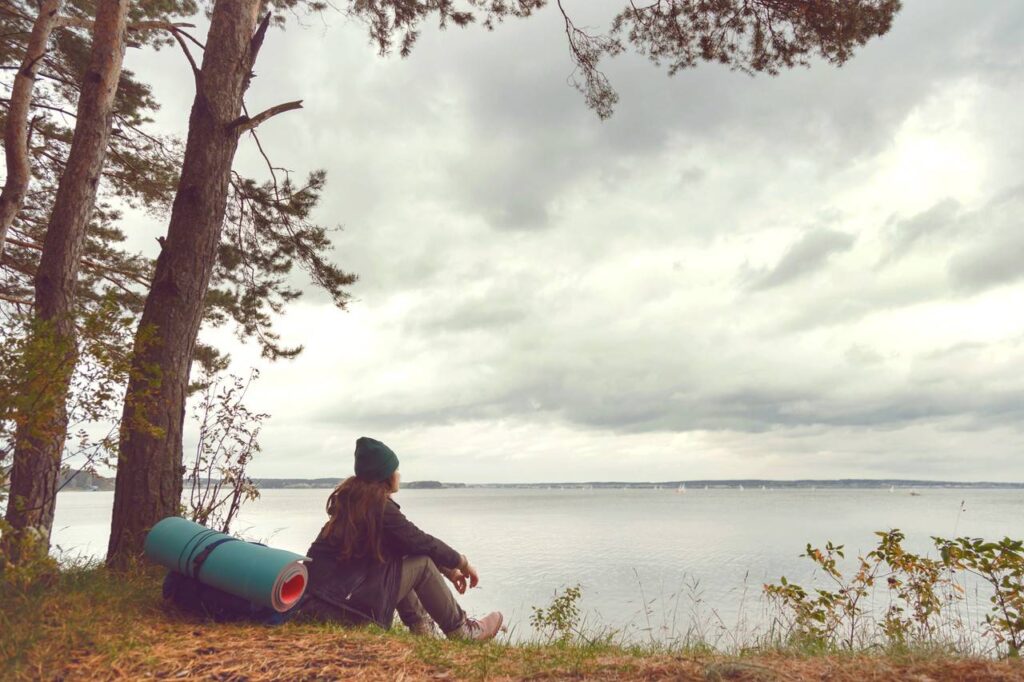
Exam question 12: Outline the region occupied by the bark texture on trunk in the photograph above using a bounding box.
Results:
[3,0,128,553]
[106,0,263,568]
[0,0,64,255]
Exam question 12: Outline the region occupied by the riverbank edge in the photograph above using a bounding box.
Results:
[2,566,1023,681]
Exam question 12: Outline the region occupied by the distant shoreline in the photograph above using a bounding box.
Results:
[53,472,1024,492]
[252,478,1024,490]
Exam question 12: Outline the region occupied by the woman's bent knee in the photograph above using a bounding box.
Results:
[402,555,432,573]
[400,555,439,595]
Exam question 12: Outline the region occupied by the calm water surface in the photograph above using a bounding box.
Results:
[51,488,1024,642]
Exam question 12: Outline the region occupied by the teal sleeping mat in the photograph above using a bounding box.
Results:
[144,516,309,612]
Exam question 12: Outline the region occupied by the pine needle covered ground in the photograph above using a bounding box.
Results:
[2,565,1023,681]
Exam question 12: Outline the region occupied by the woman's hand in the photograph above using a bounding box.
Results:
[458,555,480,589]
[440,566,468,594]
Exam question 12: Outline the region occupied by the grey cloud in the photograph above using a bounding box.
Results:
[554,374,1024,434]
[268,0,1015,236]
[745,229,855,290]
[134,0,1024,241]
[778,295,878,332]
[427,0,1024,230]
[446,139,571,231]
[122,1,1024,481]
[844,345,885,366]
[946,187,1024,292]
[410,281,532,335]
[219,0,1024,266]
[949,232,1024,292]
[306,261,1024,435]
[778,188,1024,331]
[316,364,1024,436]
[880,199,962,265]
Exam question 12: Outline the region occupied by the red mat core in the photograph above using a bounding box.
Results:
[280,574,305,604]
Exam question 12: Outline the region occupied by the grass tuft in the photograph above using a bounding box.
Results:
[2,566,1024,680]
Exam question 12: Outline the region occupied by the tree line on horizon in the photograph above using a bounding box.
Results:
[0,0,900,571]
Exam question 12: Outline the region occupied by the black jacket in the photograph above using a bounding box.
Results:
[304,498,461,628]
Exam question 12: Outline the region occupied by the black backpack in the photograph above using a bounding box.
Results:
[161,570,296,623]
[160,537,301,624]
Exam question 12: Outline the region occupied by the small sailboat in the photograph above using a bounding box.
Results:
[738,484,744,491]
[889,485,895,493]
[676,484,686,494]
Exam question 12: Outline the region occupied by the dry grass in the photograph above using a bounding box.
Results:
[2,566,1024,681]
[45,627,1024,681]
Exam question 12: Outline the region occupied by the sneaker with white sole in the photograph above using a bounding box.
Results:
[446,611,503,641]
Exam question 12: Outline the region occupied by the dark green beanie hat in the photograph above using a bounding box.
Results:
[354,436,399,482]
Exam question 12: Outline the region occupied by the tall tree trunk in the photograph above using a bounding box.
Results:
[0,0,64,255]
[106,0,263,568]
[3,0,128,555]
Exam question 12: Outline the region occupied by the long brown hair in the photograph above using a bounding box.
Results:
[320,475,392,562]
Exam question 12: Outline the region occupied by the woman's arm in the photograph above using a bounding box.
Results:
[381,500,462,569]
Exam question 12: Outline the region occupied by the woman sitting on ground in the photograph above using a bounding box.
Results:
[298,437,503,640]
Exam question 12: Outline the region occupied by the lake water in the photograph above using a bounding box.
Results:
[51,487,1024,644]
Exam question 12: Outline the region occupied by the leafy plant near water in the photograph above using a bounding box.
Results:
[530,584,583,644]
[1,298,136,578]
[1,299,137,485]
[765,529,1023,657]
[874,530,950,646]
[764,540,869,650]
[184,370,266,534]
[936,536,1024,656]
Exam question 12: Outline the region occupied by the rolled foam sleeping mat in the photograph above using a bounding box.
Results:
[144,516,309,612]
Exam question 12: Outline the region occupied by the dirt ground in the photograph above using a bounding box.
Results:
[42,623,1024,681]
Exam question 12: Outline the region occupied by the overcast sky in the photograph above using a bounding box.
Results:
[118,0,1024,483]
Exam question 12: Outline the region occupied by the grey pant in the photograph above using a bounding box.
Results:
[395,555,466,634]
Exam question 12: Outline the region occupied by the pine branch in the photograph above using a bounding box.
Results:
[229,100,303,133]
[168,27,200,81]
[0,291,32,305]
[55,17,195,33]
[5,236,149,288]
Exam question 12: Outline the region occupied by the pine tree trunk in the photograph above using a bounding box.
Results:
[3,0,128,555]
[0,0,63,255]
[106,0,263,568]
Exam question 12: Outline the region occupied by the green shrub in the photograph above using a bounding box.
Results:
[936,536,1024,657]
[766,529,1024,658]
[530,584,583,644]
